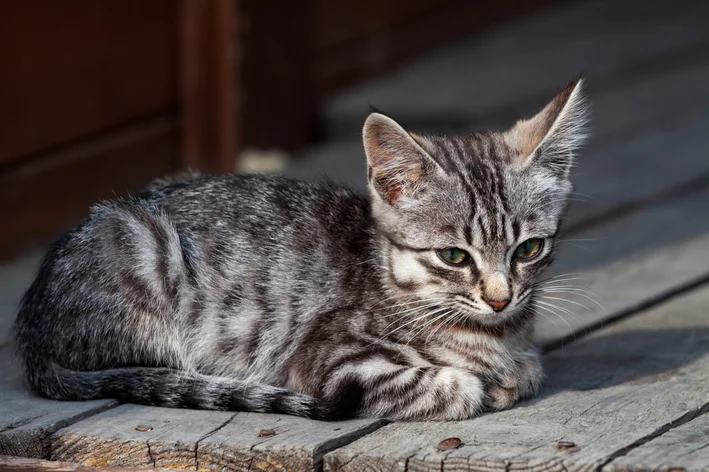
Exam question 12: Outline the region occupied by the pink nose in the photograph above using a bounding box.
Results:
[484,298,510,312]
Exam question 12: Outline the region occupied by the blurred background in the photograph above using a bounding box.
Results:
[1,0,708,262]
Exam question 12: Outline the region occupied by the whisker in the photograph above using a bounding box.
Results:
[383,305,451,339]
[373,296,448,311]
[377,302,448,335]
[534,300,582,328]
[536,295,593,312]
[411,310,452,344]
[537,289,605,312]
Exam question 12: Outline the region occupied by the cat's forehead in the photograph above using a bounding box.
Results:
[409,134,564,243]
[420,133,512,169]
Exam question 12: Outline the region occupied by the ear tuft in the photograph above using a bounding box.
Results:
[505,77,590,178]
[363,113,433,206]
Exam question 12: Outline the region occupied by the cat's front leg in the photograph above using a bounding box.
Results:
[326,363,486,420]
[484,348,543,411]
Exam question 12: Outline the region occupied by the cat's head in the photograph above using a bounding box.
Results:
[364,78,588,327]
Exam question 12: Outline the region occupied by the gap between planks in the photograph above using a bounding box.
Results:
[596,406,709,472]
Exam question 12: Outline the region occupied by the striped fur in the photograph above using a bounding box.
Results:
[14,78,588,421]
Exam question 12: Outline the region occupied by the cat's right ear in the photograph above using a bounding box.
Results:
[363,113,433,206]
[504,77,589,179]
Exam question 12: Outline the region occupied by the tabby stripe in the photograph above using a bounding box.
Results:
[418,257,465,282]
[326,347,408,380]
[384,234,432,253]
[177,232,199,289]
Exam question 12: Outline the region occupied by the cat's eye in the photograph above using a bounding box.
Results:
[437,248,470,266]
[514,238,544,261]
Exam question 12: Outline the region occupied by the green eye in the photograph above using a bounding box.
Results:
[514,238,544,260]
[437,248,470,266]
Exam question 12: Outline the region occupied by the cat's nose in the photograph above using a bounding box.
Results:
[483,298,510,312]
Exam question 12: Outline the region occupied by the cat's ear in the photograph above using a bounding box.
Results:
[363,113,435,206]
[504,77,589,178]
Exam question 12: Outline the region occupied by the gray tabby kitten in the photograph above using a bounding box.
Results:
[14,78,588,421]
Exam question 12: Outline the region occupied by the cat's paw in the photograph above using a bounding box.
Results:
[484,350,543,411]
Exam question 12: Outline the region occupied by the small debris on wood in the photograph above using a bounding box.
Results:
[557,440,578,451]
[135,424,153,432]
[258,428,277,438]
[437,437,462,451]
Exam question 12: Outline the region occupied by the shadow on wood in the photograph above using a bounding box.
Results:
[543,326,709,392]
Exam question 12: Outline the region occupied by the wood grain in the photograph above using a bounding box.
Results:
[51,405,386,471]
[324,285,709,472]
[0,345,117,459]
[0,454,168,472]
[603,413,709,472]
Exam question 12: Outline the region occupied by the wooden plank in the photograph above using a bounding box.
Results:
[604,413,709,472]
[0,117,178,260]
[0,254,40,348]
[324,285,709,472]
[50,405,386,471]
[0,345,117,459]
[323,0,709,127]
[313,0,567,94]
[0,454,168,472]
[179,0,239,173]
[536,185,709,345]
[0,1,177,166]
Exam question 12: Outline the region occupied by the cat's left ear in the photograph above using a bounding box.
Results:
[363,113,438,206]
[504,77,589,178]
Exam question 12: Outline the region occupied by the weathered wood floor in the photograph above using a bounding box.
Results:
[2,0,709,470]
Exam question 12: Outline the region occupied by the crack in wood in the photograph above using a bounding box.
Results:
[313,419,389,472]
[563,170,709,238]
[542,273,709,354]
[145,440,155,467]
[597,402,709,471]
[194,412,238,470]
[0,415,43,433]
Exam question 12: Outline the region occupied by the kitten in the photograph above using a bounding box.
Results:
[14,78,588,421]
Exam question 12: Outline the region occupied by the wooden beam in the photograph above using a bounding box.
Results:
[50,407,385,471]
[179,0,239,173]
[0,455,169,472]
[239,0,317,151]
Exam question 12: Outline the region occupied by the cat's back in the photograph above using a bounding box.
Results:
[14,173,376,376]
[141,173,371,237]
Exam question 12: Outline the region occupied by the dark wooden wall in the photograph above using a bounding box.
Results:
[0,1,180,258]
[0,0,562,260]
[0,0,238,260]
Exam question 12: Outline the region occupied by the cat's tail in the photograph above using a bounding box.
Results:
[25,362,348,420]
